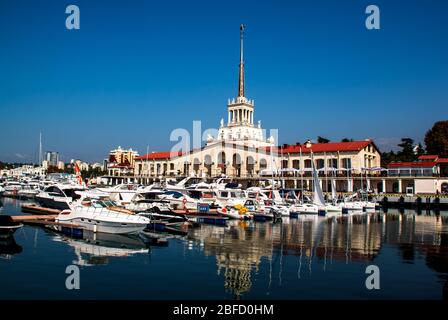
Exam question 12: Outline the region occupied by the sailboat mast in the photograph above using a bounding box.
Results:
[39,131,42,176]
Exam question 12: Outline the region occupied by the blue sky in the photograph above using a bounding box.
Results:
[0,0,447,163]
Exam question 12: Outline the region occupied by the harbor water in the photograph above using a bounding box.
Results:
[1,197,447,300]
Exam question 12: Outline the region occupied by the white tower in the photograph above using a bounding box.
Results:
[216,25,273,147]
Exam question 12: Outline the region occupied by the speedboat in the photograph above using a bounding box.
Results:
[56,199,150,234]
[17,182,41,199]
[157,190,199,211]
[36,184,86,210]
[125,188,171,213]
[215,188,246,207]
[242,199,282,221]
[2,181,23,197]
[95,183,141,205]
[0,216,24,238]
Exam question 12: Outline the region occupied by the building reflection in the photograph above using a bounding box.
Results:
[189,210,448,299]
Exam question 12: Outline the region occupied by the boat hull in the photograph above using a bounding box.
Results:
[57,218,147,235]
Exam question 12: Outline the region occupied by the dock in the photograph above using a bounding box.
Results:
[21,204,61,215]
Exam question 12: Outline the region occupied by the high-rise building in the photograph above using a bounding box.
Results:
[45,151,59,167]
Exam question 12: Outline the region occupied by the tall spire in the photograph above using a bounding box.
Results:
[238,24,245,98]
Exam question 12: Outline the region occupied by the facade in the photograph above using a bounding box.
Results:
[386,155,448,194]
[107,146,139,177]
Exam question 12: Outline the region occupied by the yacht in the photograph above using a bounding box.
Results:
[215,188,246,207]
[2,181,23,197]
[157,190,199,211]
[17,182,41,199]
[165,177,205,191]
[56,199,150,234]
[35,184,87,210]
[125,188,171,213]
[95,183,141,205]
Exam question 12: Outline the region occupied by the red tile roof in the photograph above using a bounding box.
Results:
[275,140,374,154]
[418,155,439,161]
[388,161,437,168]
[135,151,183,161]
[437,158,448,163]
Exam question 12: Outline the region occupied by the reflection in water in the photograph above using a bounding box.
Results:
[2,196,448,299]
[0,236,23,259]
[189,211,448,299]
[49,231,150,266]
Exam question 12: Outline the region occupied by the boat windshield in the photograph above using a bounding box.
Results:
[231,191,244,198]
[90,200,118,208]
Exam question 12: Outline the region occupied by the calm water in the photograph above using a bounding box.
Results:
[1,197,448,300]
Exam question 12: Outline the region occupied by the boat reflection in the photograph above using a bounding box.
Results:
[188,211,448,299]
[49,230,151,266]
[0,235,23,260]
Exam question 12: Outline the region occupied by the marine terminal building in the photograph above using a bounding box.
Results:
[110,26,380,190]
[103,26,447,195]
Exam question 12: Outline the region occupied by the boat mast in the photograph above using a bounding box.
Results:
[39,131,43,177]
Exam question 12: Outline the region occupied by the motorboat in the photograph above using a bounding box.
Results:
[242,199,283,220]
[125,188,171,213]
[17,182,41,199]
[157,190,199,211]
[215,188,246,207]
[56,199,150,235]
[0,216,24,239]
[2,181,23,197]
[165,177,205,191]
[36,184,86,210]
[95,183,142,205]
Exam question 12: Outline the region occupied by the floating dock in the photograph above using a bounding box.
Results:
[21,204,61,215]
[378,194,448,209]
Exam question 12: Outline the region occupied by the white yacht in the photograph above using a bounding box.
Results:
[126,188,171,213]
[157,190,199,211]
[56,199,150,234]
[17,182,41,199]
[95,183,141,205]
[215,188,246,207]
[36,184,86,210]
[2,181,23,197]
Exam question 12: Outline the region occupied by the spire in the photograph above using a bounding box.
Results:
[238,24,245,98]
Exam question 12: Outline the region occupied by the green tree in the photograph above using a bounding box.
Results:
[341,138,354,142]
[397,138,415,162]
[317,136,330,143]
[424,120,448,157]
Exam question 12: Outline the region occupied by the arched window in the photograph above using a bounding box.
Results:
[259,158,267,170]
